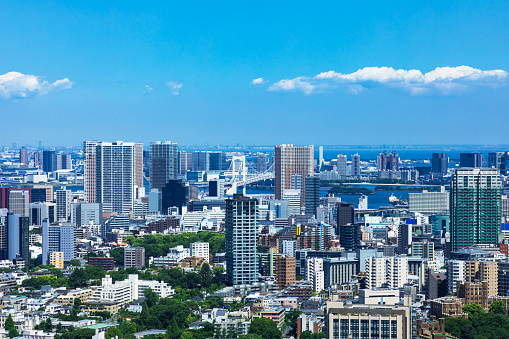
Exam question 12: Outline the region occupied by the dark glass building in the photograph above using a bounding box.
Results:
[161,180,189,214]
[42,150,57,172]
[304,176,320,216]
[459,152,483,168]
[339,223,361,251]
[431,153,448,174]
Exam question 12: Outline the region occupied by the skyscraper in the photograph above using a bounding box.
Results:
[450,168,501,251]
[431,153,448,174]
[19,148,28,168]
[94,141,144,214]
[460,153,483,168]
[351,153,361,177]
[304,176,320,216]
[275,144,314,202]
[56,189,72,221]
[192,151,209,171]
[339,224,361,251]
[42,219,76,265]
[56,154,72,170]
[377,150,399,171]
[488,152,509,175]
[8,190,30,217]
[42,150,57,172]
[209,152,227,171]
[336,154,347,178]
[179,151,193,175]
[7,213,29,266]
[161,179,189,214]
[256,153,267,173]
[335,202,354,234]
[83,141,100,203]
[150,141,178,190]
[225,194,258,286]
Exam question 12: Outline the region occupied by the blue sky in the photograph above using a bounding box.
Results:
[1,1,509,147]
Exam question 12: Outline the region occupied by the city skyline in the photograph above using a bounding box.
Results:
[1,1,509,145]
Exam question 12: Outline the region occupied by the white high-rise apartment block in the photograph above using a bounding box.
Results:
[365,257,386,289]
[447,260,466,295]
[408,186,450,214]
[336,154,347,178]
[95,141,143,214]
[358,195,368,210]
[283,189,302,216]
[387,256,408,289]
[83,141,100,203]
[282,240,297,257]
[190,242,210,262]
[56,189,72,221]
[351,154,361,177]
[8,190,29,217]
[306,257,324,292]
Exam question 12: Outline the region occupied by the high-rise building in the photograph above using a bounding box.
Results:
[358,195,368,210]
[488,152,509,175]
[306,257,324,292]
[460,152,483,168]
[225,194,258,286]
[377,150,399,171]
[275,256,296,289]
[19,148,28,168]
[450,168,501,251]
[56,189,72,221]
[192,151,209,171]
[124,246,145,269]
[351,153,361,177]
[8,190,30,217]
[398,224,412,255]
[94,141,143,214]
[408,186,450,214]
[318,146,324,169]
[339,224,361,251]
[275,145,314,203]
[431,153,448,174]
[335,202,354,233]
[30,202,56,225]
[465,260,498,297]
[70,203,103,226]
[179,151,193,175]
[208,179,225,199]
[366,256,408,289]
[42,150,57,172]
[150,141,178,190]
[447,260,465,295]
[161,179,189,214]
[209,152,227,171]
[304,176,320,216]
[336,154,347,178]
[56,154,72,170]
[282,189,301,216]
[83,141,100,203]
[256,153,267,173]
[291,173,304,191]
[42,219,76,265]
[7,213,29,266]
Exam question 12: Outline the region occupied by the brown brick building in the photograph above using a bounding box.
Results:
[275,256,296,289]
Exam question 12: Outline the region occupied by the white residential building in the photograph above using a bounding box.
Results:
[150,245,190,266]
[56,189,72,222]
[190,242,210,262]
[336,154,347,178]
[365,257,386,289]
[282,240,297,257]
[447,260,466,295]
[306,257,324,292]
[387,256,408,289]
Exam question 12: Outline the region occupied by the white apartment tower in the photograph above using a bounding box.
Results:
[336,154,347,178]
[306,257,324,292]
[56,189,72,221]
[190,242,210,262]
[447,260,466,295]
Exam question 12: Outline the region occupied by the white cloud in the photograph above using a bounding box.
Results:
[166,81,183,95]
[251,77,267,85]
[0,72,72,99]
[268,77,316,95]
[143,85,154,95]
[269,66,508,95]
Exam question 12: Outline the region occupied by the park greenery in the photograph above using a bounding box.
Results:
[110,232,225,266]
[445,301,509,339]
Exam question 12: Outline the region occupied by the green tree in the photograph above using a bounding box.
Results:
[300,331,313,339]
[239,335,262,339]
[68,269,88,289]
[489,300,506,315]
[5,314,19,338]
[179,332,194,339]
[74,298,82,308]
[248,318,282,339]
[284,309,301,337]
[143,288,159,308]
[105,327,121,339]
[463,303,485,317]
[69,259,81,267]
[56,323,63,333]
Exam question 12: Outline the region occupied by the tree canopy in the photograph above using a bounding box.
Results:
[248,318,282,339]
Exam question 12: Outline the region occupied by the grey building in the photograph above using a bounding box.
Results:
[323,257,358,288]
[459,152,483,168]
[304,176,320,216]
[431,153,448,174]
[150,141,178,190]
[225,194,259,286]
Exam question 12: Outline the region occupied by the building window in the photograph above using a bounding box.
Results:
[381,320,390,339]
[371,320,379,337]
[333,319,339,339]
[391,320,397,338]
[360,320,369,339]
[340,319,349,339]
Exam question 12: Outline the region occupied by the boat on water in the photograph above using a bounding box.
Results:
[389,194,408,207]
